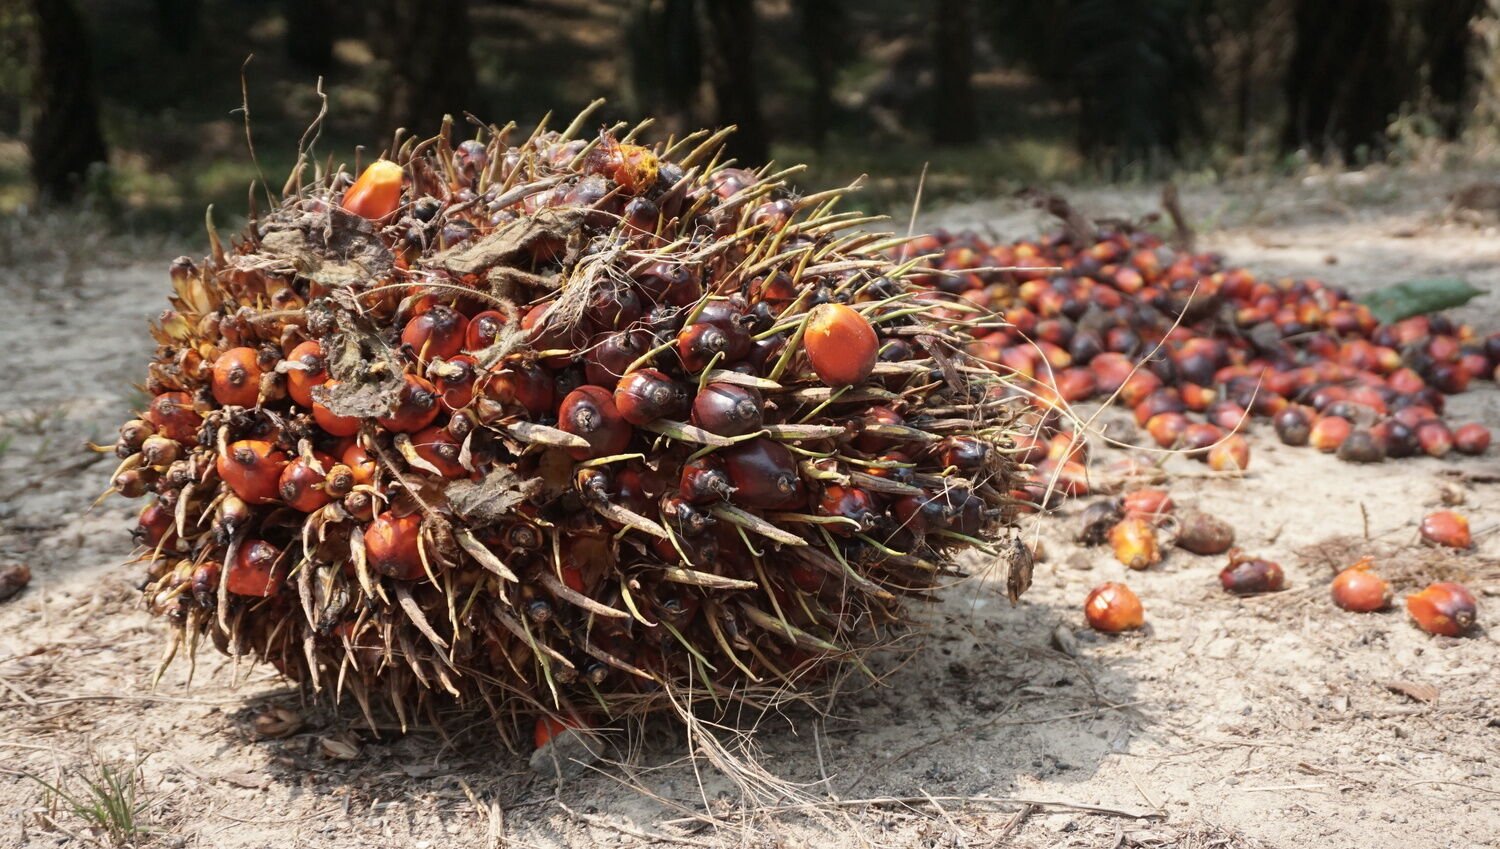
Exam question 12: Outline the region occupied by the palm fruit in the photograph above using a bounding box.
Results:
[109,109,1028,742]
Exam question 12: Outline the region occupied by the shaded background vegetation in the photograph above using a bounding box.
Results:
[1,0,1496,233]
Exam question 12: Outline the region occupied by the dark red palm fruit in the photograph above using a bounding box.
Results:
[1051,367,1097,403]
[429,355,478,410]
[1207,434,1251,471]
[722,438,805,509]
[412,425,468,479]
[1122,488,1173,518]
[1175,510,1236,555]
[133,500,175,548]
[1308,415,1351,452]
[1415,420,1453,457]
[284,340,327,408]
[1207,401,1249,432]
[226,539,286,597]
[749,334,789,372]
[1336,429,1385,463]
[1084,582,1144,633]
[190,561,221,607]
[936,436,989,474]
[583,330,652,389]
[853,405,905,453]
[279,452,337,512]
[1180,422,1223,456]
[1145,411,1190,448]
[660,494,714,538]
[891,491,950,536]
[216,440,288,505]
[1386,367,1425,395]
[1273,406,1312,446]
[803,303,879,386]
[1391,404,1438,430]
[146,391,202,443]
[465,310,508,352]
[1429,362,1471,395]
[679,455,735,504]
[558,385,631,460]
[364,510,426,581]
[614,368,689,425]
[584,286,644,332]
[1419,510,1471,549]
[691,383,764,436]
[1466,351,1497,380]
[312,381,362,437]
[1133,388,1185,427]
[1405,582,1477,636]
[675,322,738,372]
[1089,352,1134,395]
[1454,423,1491,455]
[210,347,265,407]
[613,464,655,514]
[377,375,442,433]
[817,485,878,536]
[401,304,468,363]
[749,271,797,309]
[1219,552,1285,595]
[484,360,554,417]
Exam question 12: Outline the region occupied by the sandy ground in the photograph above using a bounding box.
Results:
[1,171,1498,849]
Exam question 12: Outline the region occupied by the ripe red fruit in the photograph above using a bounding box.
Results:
[1084,582,1144,633]
[679,455,735,504]
[1415,421,1453,457]
[534,715,574,749]
[146,391,202,442]
[342,160,404,221]
[412,425,468,479]
[364,511,426,581]
[1405,582,1477,636]
[1122,489,1173,518]
[816,485,878,536]
[401,304,468,363]
[284,340,327,408]
[377,375,442,433]
[1419,510,1471,549]
[465,310,508,352]
[226,539,285,597]
[216,440,288,505]
[1207,434,1251,471]
[211,347,265,407]
[1453,423,1491,455]
[803,303,878,386]
[1308,415,1351,452]
[279,454,335,512]
[558,385,631,460]
[1145,411,1189,448]
[1330,557,1391,612]
[1174,511,1235,555]
[1219,551,1284,595]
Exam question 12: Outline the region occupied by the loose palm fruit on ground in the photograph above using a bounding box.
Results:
[1084,582,1144,633]
[1173,511,1235,555]
[1419,510,1471,549]
[1453,423,1491,455]
[1219,550,1284,595]
[1405,582,1477,636]
[108,111,1027,739]
[1330,557,1391,612]
[1109,517,1161,570]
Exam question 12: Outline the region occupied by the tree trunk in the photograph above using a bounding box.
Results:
[1282,0,1402,159]
[29,0,109,203]
[1420,0,1482,138]
[931,0,978,145]
[153,0,200,49]
[286,0,336,73]
[798,0,841,150]
[375,0,475,138]
[704,0,769,164]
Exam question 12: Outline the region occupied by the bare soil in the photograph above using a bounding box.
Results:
[1,171,1497,849]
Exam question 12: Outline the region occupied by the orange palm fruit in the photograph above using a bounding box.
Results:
[803,303,878,386]
[341,160,404,221]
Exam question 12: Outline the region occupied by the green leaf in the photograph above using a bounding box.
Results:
[1359,278,1485,324]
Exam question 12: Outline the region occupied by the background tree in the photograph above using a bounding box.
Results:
[703,0,768,164]
[285,0,335,73]
[931,0,978,145]
[1282,0,1402,159]
[373,0,476,137]
[28,0,109,202]
[625,0,702,132]
[798,0,843,150]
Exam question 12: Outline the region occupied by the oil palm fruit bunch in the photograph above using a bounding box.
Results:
[110,107,1028,741]
[901,224,1496,496]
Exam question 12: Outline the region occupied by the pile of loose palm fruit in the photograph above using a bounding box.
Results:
[903,221,1490,639]
[110,111,1035,742]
